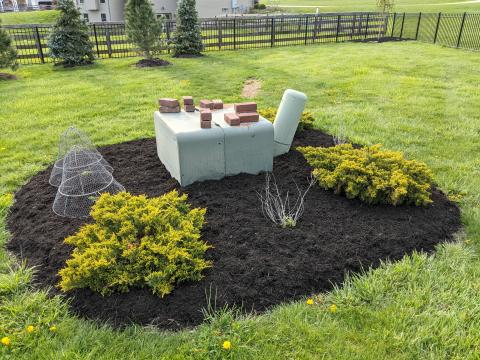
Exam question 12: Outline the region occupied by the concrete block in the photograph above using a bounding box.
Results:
[234,102,257,113]
[238,112,259,123]
[201,120,212,129]
[184,104,196,112]
[159,106,181,113]
[212,99,224,109]
[183,96,194,105]
[200,109,212,121]
[200,100,213,109]
[224,113,240,126]
[159,98,179,107]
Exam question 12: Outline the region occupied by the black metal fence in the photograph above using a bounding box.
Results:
[3,12,479,65]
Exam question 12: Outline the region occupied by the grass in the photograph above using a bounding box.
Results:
[0,10,59,25]
[260,0,480,14]
[1,41,480,358]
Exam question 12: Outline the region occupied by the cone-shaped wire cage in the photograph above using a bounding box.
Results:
[52,146,125,218]
[49,126,113,187]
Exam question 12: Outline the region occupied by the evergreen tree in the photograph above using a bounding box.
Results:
[48,0,94,66]
[172,0,203,57]
[0,19,17,71]
[125,0,164,60]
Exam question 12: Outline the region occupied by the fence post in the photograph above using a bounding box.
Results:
[304,16,309,45]
[313,14,318,42]
[271,17,275,47]
[217,19,222,50]
[391,12,397,37]
[105,27,112,58]
[433,12,442,44]
[34,26,45,64]
[415,12,422,40]
[166,21,171,54]
[351,14,356,39]
[457,12,467,48]
[399,12,406,39]
[335,15,340,42]
[364,13,370,40]
[93,24,100,58]
[233,18,237,50]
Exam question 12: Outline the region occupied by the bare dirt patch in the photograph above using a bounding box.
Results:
[242,78,262,98]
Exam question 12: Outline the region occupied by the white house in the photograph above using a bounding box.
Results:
[76,0,254,23]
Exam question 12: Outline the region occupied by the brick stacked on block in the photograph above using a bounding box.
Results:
[224,113,240,126]
[212,99,224,109]
[200,109,212,129]
[159,98,180,113]
[183,96,195,112]
[200,99,214,110]
[233,102,259,123]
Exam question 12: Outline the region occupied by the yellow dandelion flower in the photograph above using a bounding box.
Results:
[329,304,337,313]
[1,337,10,346]
[26,325,35,333]
[306,298,314,305]
[49,325,57,332]
[222,340,232,350]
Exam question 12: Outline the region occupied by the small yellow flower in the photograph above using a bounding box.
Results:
[306,298,314,305]
[49,325,57,332]
[222,340,232,350]
[26,325,35,333]
[465,239,472,245]
[1,337,10,346]
[329,304,338,313]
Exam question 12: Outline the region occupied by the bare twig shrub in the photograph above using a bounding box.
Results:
[333,124,348,145]
[258,173,315,228]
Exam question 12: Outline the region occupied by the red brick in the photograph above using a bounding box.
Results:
[200,99,214,109]
[224,113,240,126]
[234,102,257,113]
[159,106,180,113]
[183,96,194,105]
[238,112,259,123]
[201,120,212,129]
[212,99,224,109]
[159,98,179,107]
[184,104,196,112]
[200,109,212,121]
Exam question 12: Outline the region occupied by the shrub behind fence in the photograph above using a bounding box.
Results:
[3,12,479,65]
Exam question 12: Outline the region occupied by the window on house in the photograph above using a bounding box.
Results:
[100,0,105,3]
[83,13,89,22]
[222,7,228,13]
[79,0,84,3]
[101,13,107,22]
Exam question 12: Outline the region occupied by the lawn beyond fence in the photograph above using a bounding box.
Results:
[3,12,479,65]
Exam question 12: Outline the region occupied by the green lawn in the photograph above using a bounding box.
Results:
[0,10,59,25]
[1,42,480,358]
[261,0,480,13]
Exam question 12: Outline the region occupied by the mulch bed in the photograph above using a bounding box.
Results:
[135,58,172,68]
[6,130,461,330]
[0,73,17,80]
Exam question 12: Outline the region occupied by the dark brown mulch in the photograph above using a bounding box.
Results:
[0,72,17,80]
[6,130,461,330]
[135,58,172,67]
[172,53,205,58]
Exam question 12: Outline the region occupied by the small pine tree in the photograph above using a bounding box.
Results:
[0,19,17,71]
[125,0,164,60]
[172,0,203,57]
[48,0,94,66]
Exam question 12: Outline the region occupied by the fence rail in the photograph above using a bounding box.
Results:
[3,12,479,65]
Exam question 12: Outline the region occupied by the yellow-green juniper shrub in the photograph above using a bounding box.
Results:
[58,190,211,297]
[258,107,315,134]
[297,144,433,206]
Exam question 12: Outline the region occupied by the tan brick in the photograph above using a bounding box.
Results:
[234,102,257,113]
[159,98,179,107]
[238,112,259,123]
[212,99,224,109]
